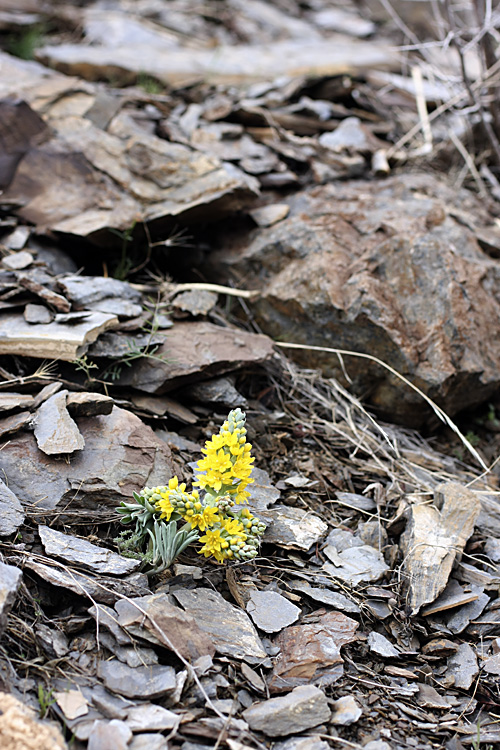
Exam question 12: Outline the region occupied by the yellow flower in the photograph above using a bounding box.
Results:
[187,506,220,532]
[223,517,245,537]
[198,528,223,556]
[155,476,186,520]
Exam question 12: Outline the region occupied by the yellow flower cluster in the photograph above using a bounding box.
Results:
[132,410,266,565]
[194,408,254,504]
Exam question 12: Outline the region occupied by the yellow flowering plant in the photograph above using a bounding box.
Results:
[116,409,266,572]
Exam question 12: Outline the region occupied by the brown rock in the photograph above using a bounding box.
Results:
[0,406,177,510]
[211,173,500,425]
[269,610,359,693]
[66,392,114,417]
[118,321,273,394]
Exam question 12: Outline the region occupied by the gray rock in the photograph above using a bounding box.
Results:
[172,289,218,316]
[0,478,24,536]
[273,736,330,750]
[484,537,500,562]
[325,528,364,550]
[115,593,215,661]
[34,623,69,658]
[34,390,85,455]
[117,321,273,394]
[59,275,141,310]
[88,684,134,720]
[24,303,53,324]
[0,410,32,440]
[39,525,140,575]
[445,589,490,634]
[246,591,301,633]
[88,603,133,645]
[173,588,267,660]
[330,695,362,725]
[129,735,168,750]
[319,117,383,153]
[243,685,331,737]
[66,392,114,417]
[0,406,176,510]
[24,559,149,605]
[367,632,400,658]
[323,545,389,585]
[32,381,63,408]
[0,561,22,636]
[211,173,500,425]
[0,392,34,413]
[98,659,176,700]
[125,703,180,732]
[185,375,247,408]
[447,642,478,689]
[87,331,165,359]
[260,505,327,550]
[363,743,392,750]
[290,580,360,614]
[2,250,33,269]
[88,719,132,750]
[98,631,158,669]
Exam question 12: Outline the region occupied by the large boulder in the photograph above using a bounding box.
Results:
[211,173,500,425]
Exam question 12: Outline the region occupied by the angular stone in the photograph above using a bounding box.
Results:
[24,302,53,324]
[243,685,331,737]
[447,643,478,689]
[66,392,114,417]
[367,632,400,658]
[24,559,149,605]
[172,289,218,316]
[250,204,290,227]
[273,737,330,750]
[260,505,327,551]
[246,591,301,633]
[88,719,132,750]
[0,562,22,636]
[400,483,481,615]
[125,703,180,732]
[330,696,362,725]
[445,590,490,634]
[185,376,247,409]
[323,545,389,585]
[484,537,500,562]
[421,579,480,616]
[0,311,118,361]
[290,581,360,614]
[0,406,177,510]
[212,173,500,424]
[34,390,85,455]
[0,478,24,536]
[2,251,33,270]
[58,275,142,316]
[269,611,359,693]
[416,683,452,709]
[118,321,273,394]
[130,735,168,750]
[88,603,132,645]
[98,660,176,700]
[0,393,34,413]
[38,525,140,575]
[172,588,266,660]
[114,594,215,661]
[0,410,32,439]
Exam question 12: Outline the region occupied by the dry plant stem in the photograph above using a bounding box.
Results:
[274,340,488,470]
[448,129,489,196]
[473,0,500,138]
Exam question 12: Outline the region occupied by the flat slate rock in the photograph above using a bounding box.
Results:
[290,580,360,614]
[0,410,32,439]
[98,660,176,700]
[0,311,118,361]
[172,587,267,660]
[323,544,389,585]
[34,390,85,455]
[88,719,132,750]
[269,611,359,693]
[125,703,180,732]
[246,591,301,633]
[400,482,480,615]
[260,505,327,550]
[24,559,149,605]
[115,593,216,661]
[66,392,114,417]
[0,406,177,510]
[330,696,362,725]
[0,478,25,536]
[38,525,140,575]
[0,561,22,636]
[0,392,34,413]
[242,685,331,737]
[446,642,478,689]
[118,321,273,394]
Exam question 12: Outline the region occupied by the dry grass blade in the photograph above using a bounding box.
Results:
[274,340,488,471]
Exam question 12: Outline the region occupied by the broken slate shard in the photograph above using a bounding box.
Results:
[269,611,359,693]
[290,580,360,614]
[38,525,141,576]
[323,544,389,585]
[172,588,267,660]
[246,591,301,633]
[114,593,216,661]
[400,482,481,615]
[0,561,22,637]
[0,478,24,536]
[0,407,177,510]
[330,696,362,726]
[117,321,273,394]
[0,311,118,360]
[58,275,142,318]
[97,660,176,700]
[34,390,85,455]
[446,643,478,690]
[260,505,327,550]
[242,685,331,737]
